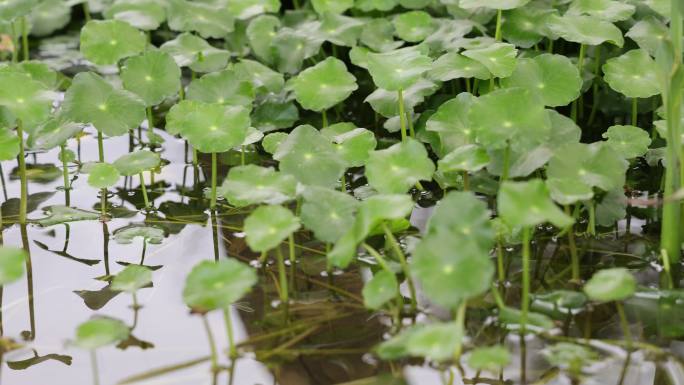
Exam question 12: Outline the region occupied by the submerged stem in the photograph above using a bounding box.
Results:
[210,152,217,209]
[139,173,150,209]
[383,223,417,314]
[17,120,27,225]
[615,301,632,350]
[521,226,532,334]
[60,144,70,206]
[398,89,407,142]
[90,350,100,385]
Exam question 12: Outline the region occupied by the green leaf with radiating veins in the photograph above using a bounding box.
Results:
[438,144,490,174]
[625,17,668,56]
[312,0,353,14]
[29,1,72,37]
[113,224,165,245]
[355,0,397,12]
[469,87,551,151]
[584,268,636,302]
[244,205,300,252]
[0,71,53,129]
[546,109,581,149]
[366,46,432,91]
[363,270,399,310]
[428,52,490,81]
[0,246,26,285]
[160,33,230,73]
[103,0,167,30]
[321,122,377,167]
[376,322,462,361]
[165,100,251,153]
[462,43,518,79]
[273,125,346,188]
[0,0,40,21]
[360,18,403,52]
[413,231,494,309]
[502,6,556,49]
[262,132,288,154]
[219,165,296,207]
[392,11,435,43]
[300,186,359,243]
[427,93,477,146]
[547,142,627,195]
[459,0,531,10]
[501,54,582,107]
[0,128,19,161]
[566,0,635,22]
[246,15,280,64]
[62,72,146,137]
[80,20,146,66]
[546,14,623,47]
[111,265,152,293]
[121,50,181,106]
[602,49,660,99]
[596,188,627,227]
[546,178,594,206]
[167,0,234,39]
[187,69,254,108]
[426,190,494,250]
[27,118,84,151]
[602,125,651,159]
[87,162,120,189]
[183,259,257,313]
[319,14,363,48]
[468,346,511,372]
[365,138,435,194]
[365,78,439,118]
[74,317,129,350]
[293,57,358,112]
[227,0,280,20]
[234,59,285,94]
[498,179,573,228]
[113,150,160,176]
[252,100,299,133]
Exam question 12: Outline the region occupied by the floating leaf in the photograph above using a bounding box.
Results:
[293,57,358,112]
[113,224,165,245]
[80,20,146,66]
[498,179,573,228]
[428,52,490,81]
[468,346,511,372]
[365,139,435,194]
[500,53,582,107]
[321,123,377,167]
[462,43,518,79]
[366,46,432,91]
[0,71,52,129]
[36,205,100,226]
[183,259,257,312]
[602,49,659,99]
[219,165,296,207]
[87,162,120,189]
[0,246,26,285]
[363,270,399,310]
[113,150,160,176]
[602,125,651,159]
[392,11,435,43]
[74,317,129,350]
[165,100,250,153]
[160,33,231,73]
[103,0,166,30]
[111,265,152,293]
[300,186,359,243]
[167,0,234,39]
[546,14,623,47]
[187,69,254,108]
[244,205,300,252]
[273,125,345,188]
[584,268,636,302]
[121,50,181,106]
[62,72,146,137]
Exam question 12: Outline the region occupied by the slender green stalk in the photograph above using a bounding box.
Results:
[383,223,417,313]
[210,152,217,209]
[565,205,580,282]
[496,241,505,284]
[17,120,27,225]
[588,45,602,125]
[240,146,245,166]
[202,315,219,373]
[586,200,596,236]
[631,98,638,126]
[97,131,105,162]
[494,9,503,41]
[322,109,328,128]
[83,1,92,22]
[398,89,407,142]
[521,226,532,334]
[571,44,586,122]
[146,106,154,134]
[20,16,28,62]
[223,308,237,360]
[90,350,100,385]
[501,143,511,182]
[139,173,150,209]
[60,145,70,206]
[100,189,107,219]
[362,243,393,273]
[275,247,289,315]
[615,301,632,349]
[11,22,18,63]
[452,301,467,362]
[462,171,469,191]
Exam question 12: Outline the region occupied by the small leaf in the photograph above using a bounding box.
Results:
[363,270,399,310]
[160,33,230,73]
[246,15,280,64]
[365,138,435,194]
[293,57,358,112]
[74,317,129,350]
[366,46,432,91]
[584,268,636,302]
[543,342,598,375]
[36,205,100,226]
[360,18,403,52]
[468,346,511,372]
[183,259,257,312]
[113,224,165,245]
[87,163,120,189]
[0,246,26,285]
[376,322,462,361]
[113,150,160,176]
[392,11,435,43]
[244,205,300,252]
[426,190,494,250]
[167,0,234,39]
[625,17,668,56]
[602,49,659,99]
[462,43,518,79]
[187,69,254,108]
[498,179,573,228]
[79,20,146,66]
[428,52,490,81]
[28,118,84,151]
[103,0,166,31]
[438,144,490,173]
[219,165,296,207]
[602,125,651,159]
[111,265,152,293]
[321,122,377,167]
[121,50,181,106]
[547,14,623,47]
[300,186,359,243]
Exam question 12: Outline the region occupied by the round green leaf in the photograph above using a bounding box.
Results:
[74,317,129,350]
[167,0,234,39]
[300,186,359,243]
[547,14,624,47]
[29,1,72,37]
[392,11,435,43]
[501,6,555,49]
[321,122,377,167]
[429,52,490,81]
[625,17,668,56]
[293,57,357,112]
[111,265,152,293]
[262,132,288,154]
[498,179,573,228]
[366,46,432,91]
[183,259,257,312]
[584,268,636,302]
[501,54,582,107]
[547,142,628,195]
[311,0,353,14]
[365,138,435,194]
[363,270,399,310]
[28,118,84,151]
[468,346,511,372]
[602,125,651,159]
[219,165,296,207]
[602,49,659,99]
[459,0,530,10]
[462,43,518,79]
[187,69,254,107]
[103,0,167,30]
[438,144,490,173]
[566,0,635,22]
[160,33,231,73]
[80,20,146,66]
[113,150,160,176]
[0,71,52,129]
[113,224,165,245]
[0,0,40,21]
[88,162,120,189]
[246,15,280,64]
[0,128,19,161]
[244,205,300,253]
[360,18,402,53]
[0,246,26,285]
[121,50,181,106]
[426,190,494,250]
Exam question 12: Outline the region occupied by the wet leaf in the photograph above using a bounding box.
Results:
[365,139,435,194]
[111,265,152,293]
[36,205,100,226]
[74,317,130,350]
[187,69,254,108]
[167,0,234,39]
[321,123,377,167]
[121,50,181,106]
[366,46,432,91]
[293,57,358,112]
[602,125,651,159]
[468,345,511,372]
[365,78,439,118]
[160,33,230,73]
[79,20,146,66]
[0,246,26,285]
[219,165,296,207]
[113,150,160,176]
[244,205,300,252]
[87,162,120,189]
[62,72,146,137]
[498,179,573,228]
[462,43,518,79]
[363,270,398,310]
[602,49,659,99]
[113,224,165,245]
[252,100,299,133]
[301,186,359,243]
[584,267,636,302]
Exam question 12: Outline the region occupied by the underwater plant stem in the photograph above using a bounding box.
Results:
[60,145,70,206]
[362,243,392,273]
[223,308,237,360]
[383,223,417,314]
[615,301,632,350]
[20,16,28,61]
[398,89,407,142]
[521,226,532,334]
[275,247,289,311]
[97,131,104,162]
[322,109,328,128]
[210,153,217,209]
[90,350,100,385]
[202,315,219,373]
[139,173,150,209]
[565,206,580,282]
[631,98,638,126]
[452,301,467,362]
[17,121,27,225]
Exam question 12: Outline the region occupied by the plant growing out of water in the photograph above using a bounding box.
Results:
[584,268,637,347]
[73,317,130,385]
[113,150,161,210]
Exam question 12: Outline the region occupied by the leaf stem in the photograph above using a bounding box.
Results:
[60,144,70,206]
[615,301,632,349]
[20,16,28,62]
[494,9,503,42]
[631,98,638,127]
[452,301,467,361]
[97,131,104,162]
[83,1,91,22]
[17,120,27,225]
[202,315,219,374]
[90,350,100,385]
[521,226,532,335]
[275,246,289,320]
[398,89,407,142]
[223,307,237,360]
[565,205,580,282]
[322,109,328,128]
[210,152,217,209]
[382,223,417,313]
[139,172,150,209]
[501,142,511,182]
